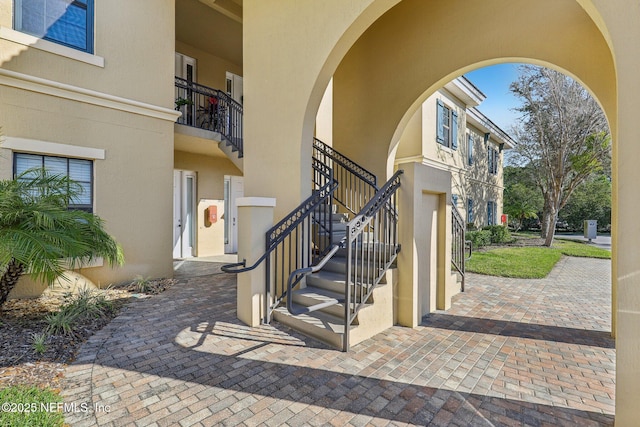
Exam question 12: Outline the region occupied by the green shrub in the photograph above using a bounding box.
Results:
[467,230,491,248]
[31,332,48,354]
[482,225,513,244]
[131,275,153,293]
[46,287,113,335]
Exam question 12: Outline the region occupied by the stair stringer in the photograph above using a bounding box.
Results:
[347,267,396,347]
[218,140,243,171]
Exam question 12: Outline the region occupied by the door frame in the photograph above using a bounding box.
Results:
[224,175,244,253]
[173,170,197,259]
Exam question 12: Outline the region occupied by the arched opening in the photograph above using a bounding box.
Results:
[241,0,626,419]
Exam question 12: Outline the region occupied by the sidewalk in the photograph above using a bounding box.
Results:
[62,256,614,426]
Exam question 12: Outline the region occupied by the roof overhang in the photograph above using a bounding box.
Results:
[467,107,516,149]
[444,76,486,107]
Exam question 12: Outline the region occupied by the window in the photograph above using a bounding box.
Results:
[467,134,474,166]
[452,194,458,207]
[14,152,93,212]
[487,201,497,225]
[14,0,94,53]
[487,146,498,175]
[436,99,458,150]
[467,198,473,223]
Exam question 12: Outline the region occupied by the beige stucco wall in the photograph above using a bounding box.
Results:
[0,0,175,108]
[175,40,242,91]
[244,0,640,421]
[243,0,399,220]
[332,0,614,183]
[1,0,177,295]
[0,88,175,290]
[174,150,241,257]
[395,93,505,228]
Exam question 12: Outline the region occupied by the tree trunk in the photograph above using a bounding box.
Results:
[0,258,25,307]
[540,198,552,239]
[541,199,558,247]
[543,215,557,247]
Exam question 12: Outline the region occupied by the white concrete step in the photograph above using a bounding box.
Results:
[292,285,354,320]
[272,307,347,349]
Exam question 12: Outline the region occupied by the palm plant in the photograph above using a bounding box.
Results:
[0,169,124,307]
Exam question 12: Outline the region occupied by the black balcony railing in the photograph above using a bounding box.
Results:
[175,77,243,157]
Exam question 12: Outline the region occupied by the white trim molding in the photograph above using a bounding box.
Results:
[2,137,106,160]
[0,68,181,122]
[237,197,277,208]
[0,26,104,67]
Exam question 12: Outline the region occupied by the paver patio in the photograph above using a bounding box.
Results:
[62,256,614,426]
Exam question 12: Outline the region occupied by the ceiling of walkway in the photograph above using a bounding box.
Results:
[176,0,243,66]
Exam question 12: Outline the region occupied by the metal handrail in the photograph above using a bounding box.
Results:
[313,138,378,216]
[174,77,243,156]
[285,243,344,315]
[343,170,403,351]
[220,176,337,275]
[451,199,467,292]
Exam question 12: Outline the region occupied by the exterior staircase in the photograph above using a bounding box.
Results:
[273,206,396,349]
[222,138,403,351]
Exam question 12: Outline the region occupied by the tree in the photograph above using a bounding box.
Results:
[559,175,611,231]
[503,165,543,231]
[509,65,610,246]
[0,170,124,307]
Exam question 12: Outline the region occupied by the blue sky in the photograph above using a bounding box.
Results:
[464,64,523,132]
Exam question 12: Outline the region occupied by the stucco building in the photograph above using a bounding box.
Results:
[1,1,639,423]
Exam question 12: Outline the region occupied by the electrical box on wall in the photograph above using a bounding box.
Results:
[207,205,217,224]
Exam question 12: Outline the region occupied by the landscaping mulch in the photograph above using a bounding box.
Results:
[0,278,176,391]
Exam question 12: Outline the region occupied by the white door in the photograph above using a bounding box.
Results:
[173,170,197,258]
[224,175,244,253]
[225,72,243,104]
[176,52,197,82]
[175,53,197,125]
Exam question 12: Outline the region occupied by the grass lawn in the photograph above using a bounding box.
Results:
[466,239,610,278]
[0,386,64,427]
[553,239,611,258]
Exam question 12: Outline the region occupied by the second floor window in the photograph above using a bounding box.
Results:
[14,0,94,53]
[487,146,498,175]
[468,134,474,166]
[436,100,458,150]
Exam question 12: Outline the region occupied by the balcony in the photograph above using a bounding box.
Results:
[174,77,243,157]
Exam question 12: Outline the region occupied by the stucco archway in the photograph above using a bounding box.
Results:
[241,1,640,423]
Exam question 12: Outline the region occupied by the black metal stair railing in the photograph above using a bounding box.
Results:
[343,170,403,351]
[451,200,470,292]
[221,158,338,324]
[174,77,243,157]
[313,138,377,215]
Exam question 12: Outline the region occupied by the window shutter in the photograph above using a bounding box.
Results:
[436,99,445,144]
[451,110,458,150]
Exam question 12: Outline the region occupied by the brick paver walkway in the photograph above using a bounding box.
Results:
[62,256,614,426]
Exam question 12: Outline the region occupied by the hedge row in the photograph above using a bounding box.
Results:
[466,225,512,249]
